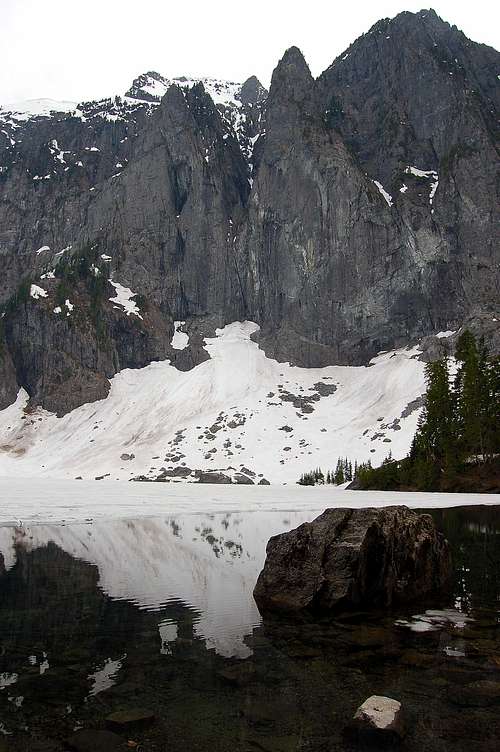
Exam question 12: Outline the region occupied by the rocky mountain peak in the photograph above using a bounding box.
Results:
[125,70,170,102]
[239,76,268,106]
[124,71,260,113]
[0,10,498,426]
[366,8,446,37]
[332,7,471,75]
[319,5,500,186]
[268,46,314,112]
[274,46,311,82]
[183,81,226,132]
[158,80,187,114]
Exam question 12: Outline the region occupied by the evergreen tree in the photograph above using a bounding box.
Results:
[412,357,455,488]
[356,459,373,487]
[334,458,344,485]
[315,467,325,484]
[484,355,500,457]
[298,471,314,486]
[298,335,498,491]
[454,331,484,460]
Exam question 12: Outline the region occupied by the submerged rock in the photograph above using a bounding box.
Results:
[448,680,500,707]
[66,729,124,752]
[350,695,405,743]
[253,506,451,613]
[106,708,155,730]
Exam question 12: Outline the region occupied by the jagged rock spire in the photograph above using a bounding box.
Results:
[239,76,268,106]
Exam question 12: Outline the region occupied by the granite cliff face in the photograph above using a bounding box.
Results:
[0,9,498,414]
[318,9,499,346]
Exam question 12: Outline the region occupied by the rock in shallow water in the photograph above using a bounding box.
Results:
[447,680,500,707]
[66,729,124,752]
[106,708,155,730]
[253,506,451,613]
[350,695,406,743]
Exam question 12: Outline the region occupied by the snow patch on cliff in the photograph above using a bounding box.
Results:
[436,330,456,339]
[171,321,189,350]
[405,166,439,204]
[29,284,47,299]
[372,180,393,206]
[109,281,143,319]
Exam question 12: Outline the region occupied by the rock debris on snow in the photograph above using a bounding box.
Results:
[0,321,427,483]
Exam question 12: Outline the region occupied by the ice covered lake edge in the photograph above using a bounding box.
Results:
[0,476,498,526]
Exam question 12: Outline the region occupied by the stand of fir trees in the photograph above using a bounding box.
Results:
[355,331,499,492]
[298,458,354,486]
[297,332,499,491]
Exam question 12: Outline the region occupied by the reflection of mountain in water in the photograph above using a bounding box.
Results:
[0,506,499,751]
[0,510,318,657]
[0,543,211,727]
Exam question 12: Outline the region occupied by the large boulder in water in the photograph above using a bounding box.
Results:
[253,506,451,613]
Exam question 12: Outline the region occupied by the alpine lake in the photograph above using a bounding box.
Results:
[0,504,499,752]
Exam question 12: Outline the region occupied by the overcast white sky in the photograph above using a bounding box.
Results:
[1,0,498,105]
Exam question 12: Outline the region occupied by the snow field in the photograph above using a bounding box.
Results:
[0,321,427,482]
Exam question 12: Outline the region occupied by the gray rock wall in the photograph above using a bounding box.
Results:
[0,9,498,414]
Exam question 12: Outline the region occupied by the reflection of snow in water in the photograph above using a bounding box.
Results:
[0,511,319,659]
[159,619,178,655]
[395,608,474,632]
[39,652,49,675]
[443,644,466,658]
[87,655,126,697]
[0,672,18,689]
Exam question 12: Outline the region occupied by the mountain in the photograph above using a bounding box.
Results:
[0,9,498,482]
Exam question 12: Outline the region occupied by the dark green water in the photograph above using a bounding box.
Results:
[0,505,499,751]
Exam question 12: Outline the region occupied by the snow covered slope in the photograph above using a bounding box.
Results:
[0,73,256,122]
[125,71,244,109]
[0,321,426,483]
[0,98,78,120]
[0,72,265,163]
